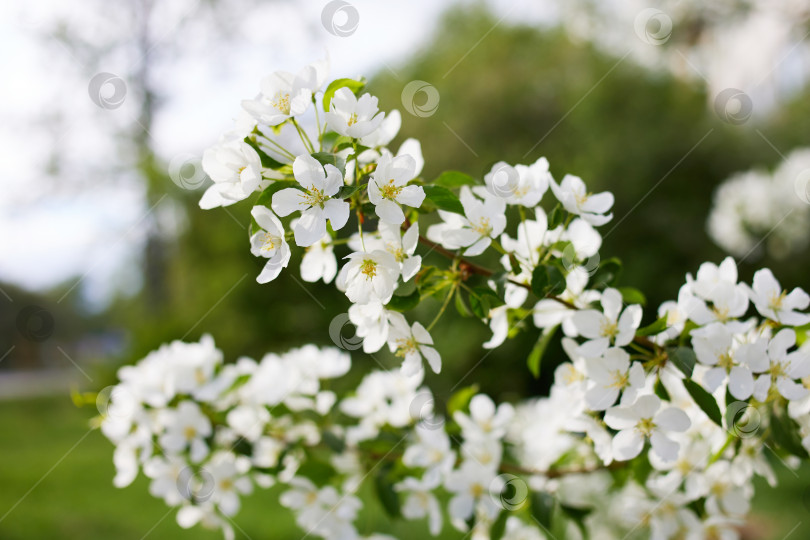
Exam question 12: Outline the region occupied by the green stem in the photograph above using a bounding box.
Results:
[291,118,315,153]
[427,282,457,331]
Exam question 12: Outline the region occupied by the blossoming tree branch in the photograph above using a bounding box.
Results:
[95,59,810,540]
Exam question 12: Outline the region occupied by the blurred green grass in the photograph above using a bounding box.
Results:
[1,397,809,539]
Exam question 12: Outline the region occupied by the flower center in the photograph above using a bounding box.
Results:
[395,337,418,357]
[711,305,729,321]
[347,112,359,126]
[360,259,378,279]
[600,320,619,339]
[219,478,234,491]
[470,483,484,497]
[770,360,788,379]
[183,426,197,440]
[305,187,327,208]
[262,233,280,253]
[717,352,734,371]
[768,290,787,311]
[271,92,291,114]
[637,417,656,436]
[379,179,403,200]
[472,217,492,236]
[609,370,629,389]
[574,191,591,208]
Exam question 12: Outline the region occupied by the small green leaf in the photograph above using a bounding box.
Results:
[636,315,668,337]
[618,286,646,306]
[322,78,366,112]
[454,290,473,317]
[548,204,565,229]
[654,378,671,401]
[244,136,286,169]
[527,325,559,378]
[422,185,465,215]
[468,286,502,319]
[321,430,346,453]
[530,492,556,530]
[668,346,696,377]
[374,467,401,518]
[683,379,722,426]
[770,406,810,458]
[489,511,509,540]
[434,170,477,187]
[255,181,301,208]
[386,290,420,312]
[531,265,566,298]
[592,258,622,288]
[310,152,346,176]
[336,184,360,200]
[447,385,479,417]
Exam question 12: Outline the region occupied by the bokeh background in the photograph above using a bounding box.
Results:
[2,0,810,538]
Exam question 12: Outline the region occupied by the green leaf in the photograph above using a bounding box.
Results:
[531,265,566,298]
[322,78,366,112]
[374,467,401,518]
[386,290,420,312]
[244,136,286,169]
[592,258,622,288]
[636,315,668,337]
[447,385,479,417]
[321,430,346,453]
[770,406,810,458]
[618,286,646,306]
[527,325,559,378]
[560,504,592,540]
[654,378,671,401]
[530,492,556,530]
[310,152,346,176]
[489,510,509,540]
[468,286,502,319]
[255,180,300,209]
[434,170,477,187]
[548,203,565,229]
[667,346,696,377]
[454,289,473,317]
[422,185,465,215]
[683,379,722,426]
[336,184,360,200]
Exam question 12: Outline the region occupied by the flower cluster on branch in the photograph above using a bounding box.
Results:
[97,60,810,540]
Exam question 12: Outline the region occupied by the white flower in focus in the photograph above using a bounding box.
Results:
[348,301,391,353]
[752,329,810,401]
[747,268,810,325]
[387,312,441,376]
[249,206,291,283]
[368,153,425,224]
[426,186,506,256]
[336,250,400,305]
[379,221,422,281]
[159,401,212,463]
[484,157,550,206]
[200,141,263,210]
[272,154,350,247]
[604,394,691,462]
[453,394,514,442]
[533,267,601,334]
[691,322,764,399]
[241,60,328,125]
[584,347,646,411]
[359,109,401,148]
[550,174,614,226]
[395,474,443,535]
[571,288,642,357]
[325,87,386,138]
[297,229,337,284]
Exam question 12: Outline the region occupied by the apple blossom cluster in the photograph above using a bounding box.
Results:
[708,148,810,259]
[97,61,810,539]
